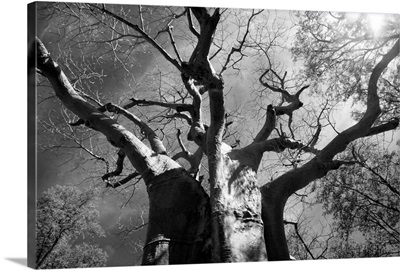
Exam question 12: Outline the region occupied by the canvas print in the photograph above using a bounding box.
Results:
[27,1,400,268]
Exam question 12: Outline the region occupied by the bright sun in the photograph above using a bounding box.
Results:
[367,13,385,36]
[345,13,386,37]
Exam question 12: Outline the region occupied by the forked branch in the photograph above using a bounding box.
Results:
[219,9,263,76]
[259,69,309,113]
[101,150,141,188]
[104,103,167,155]
[102,149,126,181]
[172,129,204,180]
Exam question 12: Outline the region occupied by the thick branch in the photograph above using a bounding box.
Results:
[104,103,167,155]
[127,97,193,114]
[181,76,208,145]
[176,129,189,155]
[207,85,225,152]
[363,118,399,137]
[167,112,193,125]
[253,104,276,143]
[180,9,224,146]
[172,147,204,181]
[181,76,202,123]
[101,150,142,188]
[259,69,309,116]
[173,129,204,176]
[259,69,293,102]
[318,38,400,162]
[261,158,352,204]
[126,97,195,127]
[252,137,320,155]
[106,172,140,188]
[36,37,179,179]
[309,123,322,148]
[189,7,220,61]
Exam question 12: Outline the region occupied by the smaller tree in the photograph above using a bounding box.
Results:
[317,142,400,258]
[36,185,108,269]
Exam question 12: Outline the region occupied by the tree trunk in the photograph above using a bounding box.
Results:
[142,168,211,264]
[208,148,268,262]
[261,184,290,261]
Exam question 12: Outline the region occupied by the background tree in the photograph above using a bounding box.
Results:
[284,141,399,260]
[316,142,399,258]
[32,2,400,265]
[36,185,108,268]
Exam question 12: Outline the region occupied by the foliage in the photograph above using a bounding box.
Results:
[292,11,400,122]
[36,185,108,268]
[316,142,400,258]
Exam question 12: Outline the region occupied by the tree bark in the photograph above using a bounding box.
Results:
[261,184,289,261]
[142,168,211,264]
[208,148,268,262]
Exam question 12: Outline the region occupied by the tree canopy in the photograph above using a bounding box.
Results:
[36,185,108,268]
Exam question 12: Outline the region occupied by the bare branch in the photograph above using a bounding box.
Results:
[90,4,183,72]
[219,9,263,76]
[167,24,183,64]
[168,112,193,125]
[259,69,288,98]
[284,220,315,260]
[74,88,103,107]
[309,123,322,149]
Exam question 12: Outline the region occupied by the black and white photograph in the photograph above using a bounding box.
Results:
[18,0,400,269]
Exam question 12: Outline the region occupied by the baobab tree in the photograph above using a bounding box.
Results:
[30,2,399,265]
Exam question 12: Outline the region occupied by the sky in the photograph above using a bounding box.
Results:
[1,1,400,270]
